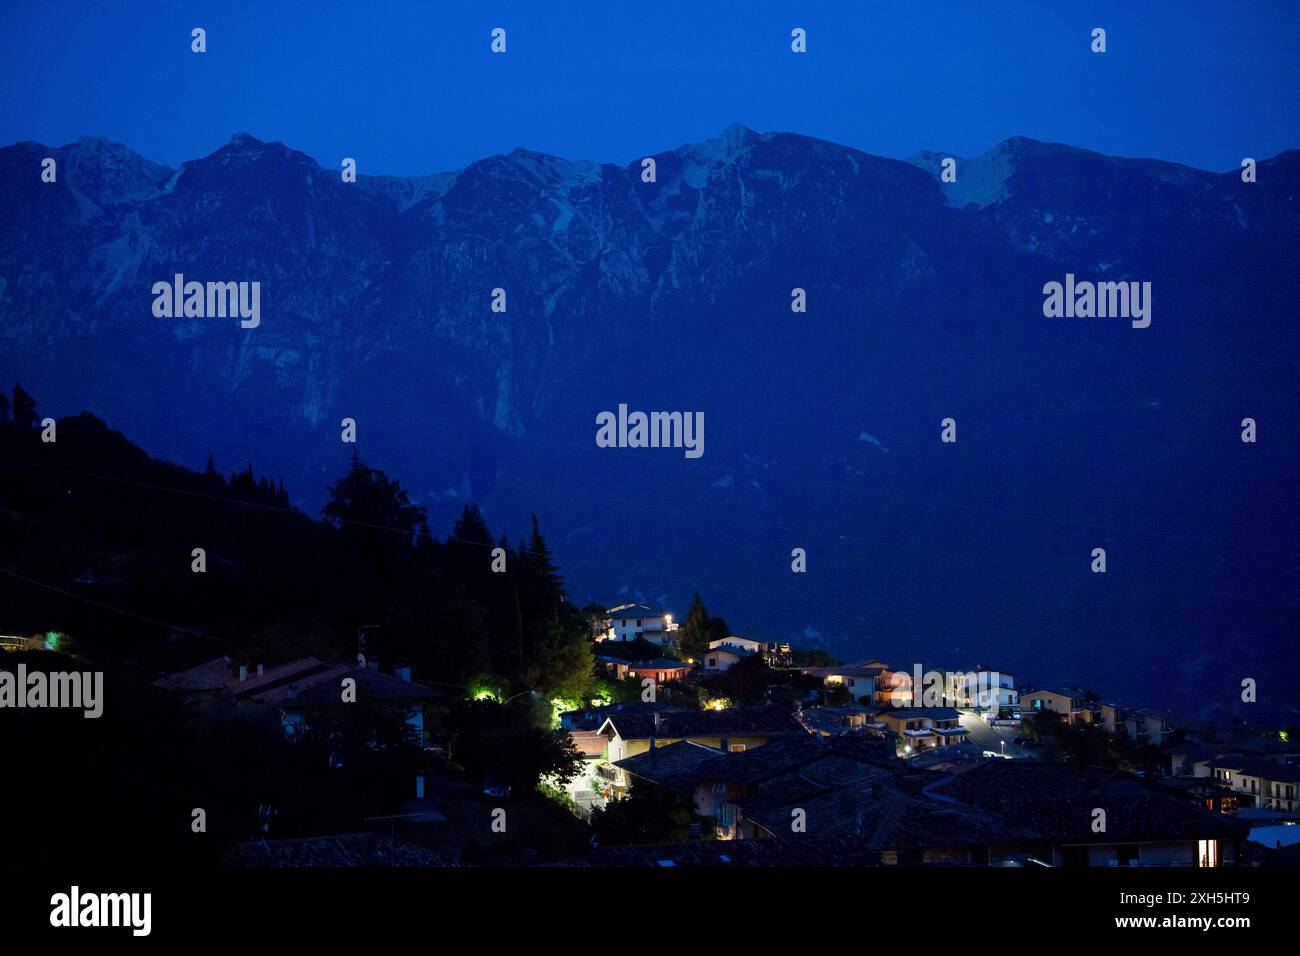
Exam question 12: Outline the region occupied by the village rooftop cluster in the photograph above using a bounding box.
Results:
[127,596,1300,868]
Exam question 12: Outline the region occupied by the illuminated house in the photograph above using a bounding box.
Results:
[703,645,752,672]
[597,705,806,790]
[798,662,888,704]
[875,707,968,752]
[598,602,679,647]
[709,636,763,655]
[1021,688,1100,725]
[960,667,1018,716]
[625,658,693,685]
[1218,758,1300,812]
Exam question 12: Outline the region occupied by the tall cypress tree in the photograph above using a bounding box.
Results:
[679,592,712,657]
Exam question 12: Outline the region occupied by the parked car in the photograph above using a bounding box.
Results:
[483,775,511,799]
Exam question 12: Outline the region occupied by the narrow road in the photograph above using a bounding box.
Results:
[958,710,1031,759]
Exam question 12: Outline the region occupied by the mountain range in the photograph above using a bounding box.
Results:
[2,125,1298,724]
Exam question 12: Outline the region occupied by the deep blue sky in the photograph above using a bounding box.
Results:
[2,1,1298,174]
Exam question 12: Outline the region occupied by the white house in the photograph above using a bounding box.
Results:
[708,636,763,655]
[798,663,887,705]
[1220,758,1300,812]
[703,647,750,672]
[599,603,679,646]
[960,668,1018,716]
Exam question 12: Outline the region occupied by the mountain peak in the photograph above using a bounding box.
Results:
[720,122,758,145]
[695,123,760,157]
[71,135,130,151]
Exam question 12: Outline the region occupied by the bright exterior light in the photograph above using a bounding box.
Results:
[44,631,62,651]
[549,697,581,728]
[705,698,731,711]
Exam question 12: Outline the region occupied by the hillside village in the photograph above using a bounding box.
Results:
[136,596,1297,868]
[2,399,1295,869]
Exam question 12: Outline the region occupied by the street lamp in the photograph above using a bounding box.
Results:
[501,690,540,704]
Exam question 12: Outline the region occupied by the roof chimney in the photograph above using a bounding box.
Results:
[368,658,380,672]
[257,663,264,677]
[395,665,412,682]
[238,664,248,682]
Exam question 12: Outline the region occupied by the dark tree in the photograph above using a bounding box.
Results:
[590,785,693,846]
[447,698,583,789]
[323,455,428,545]
[11,382,37,430]
[678,592,712,656]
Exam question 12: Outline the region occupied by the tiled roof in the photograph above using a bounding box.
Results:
[744,782,1033,847]
[608,604,665,620]
[614,740,724,788]
[569,730,609,758]
[560,700,686,732]
[1164,742,1225,762]
[153,656,343,700]
[1238,758,1300,783]
[225,833,456,867]
[613,732,895,790]
[287,667,444,707]
[928,761,1246,843]
[600,704,806,741]
[691,734,829,785]
[739,755,895,809]
[152,656,234,691]
[877,707,962,721]
[247,662,352,706]
[796,705,879,735]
